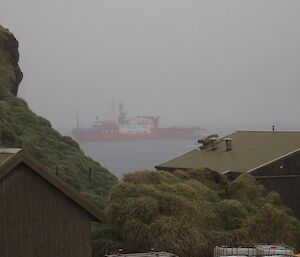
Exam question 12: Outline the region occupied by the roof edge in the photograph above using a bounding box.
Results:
[0,148,22,154]
[246,148,300,174]
[0,150,106,223]
[236,130,300,133]
[155,146,199,170]
[155,165,189,171]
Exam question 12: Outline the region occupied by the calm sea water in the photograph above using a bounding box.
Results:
[80,139,198,178]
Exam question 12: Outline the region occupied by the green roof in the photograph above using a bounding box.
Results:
[156,131,300,173]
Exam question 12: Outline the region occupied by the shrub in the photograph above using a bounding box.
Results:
[217,199,248,230]
[37,116,52,127]
[62,135,80,149]
[0,127,20,146]
[101,170,300,257]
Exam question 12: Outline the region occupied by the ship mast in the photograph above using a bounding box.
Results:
[76,110,80,129]
[118,101,126,124]
[110,99,116,122]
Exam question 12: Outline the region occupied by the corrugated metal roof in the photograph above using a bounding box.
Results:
[156,131,300,173]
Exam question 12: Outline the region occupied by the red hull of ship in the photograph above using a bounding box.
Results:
[72,128,198,142]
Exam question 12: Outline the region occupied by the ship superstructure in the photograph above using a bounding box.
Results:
[72,102,200,142]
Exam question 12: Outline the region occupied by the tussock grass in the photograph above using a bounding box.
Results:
[93,170,300,257]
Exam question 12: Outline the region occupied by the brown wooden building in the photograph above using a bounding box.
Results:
[0,148,105,257]
[156,131,300,219]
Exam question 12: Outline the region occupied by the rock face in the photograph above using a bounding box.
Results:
[0,25,23,95]
[0,24,118,208]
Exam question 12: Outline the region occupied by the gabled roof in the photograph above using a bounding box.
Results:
[0,148,21,165]
[156,131,300,174]
[0,148,105,222]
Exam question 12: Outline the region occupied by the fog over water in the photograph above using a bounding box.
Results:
[81,139,196,178]
[1,1,300,136]
[1,1,300,174]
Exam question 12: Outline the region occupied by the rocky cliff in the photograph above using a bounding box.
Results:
[0,25,117,207]
[0,25,23,95]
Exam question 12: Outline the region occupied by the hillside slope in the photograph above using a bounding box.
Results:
[0,25,117,207]
[98,170,300,257]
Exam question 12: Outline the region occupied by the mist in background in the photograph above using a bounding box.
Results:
[1,1,300,136]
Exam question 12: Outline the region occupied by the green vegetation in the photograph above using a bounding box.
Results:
[93,170,300,257]
[0,25,117,207]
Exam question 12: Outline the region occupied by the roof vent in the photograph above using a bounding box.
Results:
[198,134,219,149]
[224,138,232,151]
[210,137,218,151]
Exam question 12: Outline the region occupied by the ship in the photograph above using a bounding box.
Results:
[72,102,201,142]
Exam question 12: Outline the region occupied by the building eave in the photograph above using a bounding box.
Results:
[246,148,300,175]
[0,150,106,223]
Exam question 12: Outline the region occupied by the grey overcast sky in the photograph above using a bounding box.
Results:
[1,0,300,135]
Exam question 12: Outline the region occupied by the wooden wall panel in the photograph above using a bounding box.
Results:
[0,163,94,257]
[257,176,300,219]
[252,152,300,220]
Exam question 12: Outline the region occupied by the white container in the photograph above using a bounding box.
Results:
[255,245,294,256]
[213,245,294,257]
[214,247,256,257]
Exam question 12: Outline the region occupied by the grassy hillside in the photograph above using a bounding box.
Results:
[94,170,300,257]
[0,25,117,207]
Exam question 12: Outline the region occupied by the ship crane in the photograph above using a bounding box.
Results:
[118,102,127,124]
